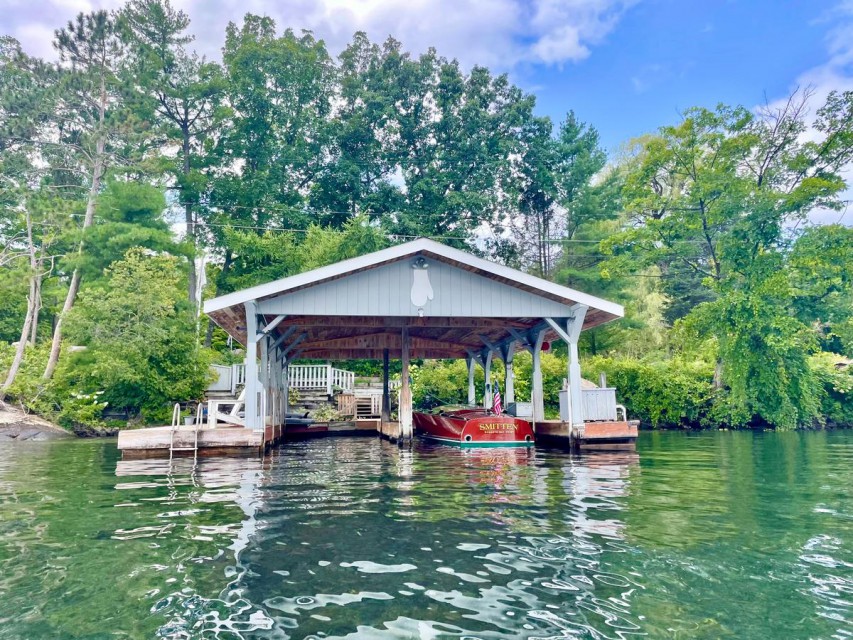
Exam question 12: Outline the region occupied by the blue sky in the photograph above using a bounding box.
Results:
[525,0,846,151]
[3,0,852,167]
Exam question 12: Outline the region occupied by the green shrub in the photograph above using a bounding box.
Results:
[584,355,715,428]
[810,353,853,427]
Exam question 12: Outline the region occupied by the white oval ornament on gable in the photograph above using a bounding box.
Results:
[411,258,434,310]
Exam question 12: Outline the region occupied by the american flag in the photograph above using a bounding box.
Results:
[492,380,503,415]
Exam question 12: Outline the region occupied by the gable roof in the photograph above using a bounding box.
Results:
[204,237,624,320]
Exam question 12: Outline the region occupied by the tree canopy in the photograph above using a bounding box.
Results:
[0,1,851,431]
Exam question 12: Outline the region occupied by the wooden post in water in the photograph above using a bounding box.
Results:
[381,348,391,422]
[400,326,413,444]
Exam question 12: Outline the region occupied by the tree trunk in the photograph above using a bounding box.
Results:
[182,127,197,306]
[43,75,107,380]
[713,358,724,390]
[3,211,41,397]
[203,249,232,348]
[28,272,41,345]
[1,277,38,399]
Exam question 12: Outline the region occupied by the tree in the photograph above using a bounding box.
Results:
[201,16,335,338]
[378,42,536,242]
[609,90,853,427]
[0,39,64,396]
[121,0,227,306]
[509,112,608,276]
[64,247,210,419]
[0,194,67,398]
[44,11,131,379]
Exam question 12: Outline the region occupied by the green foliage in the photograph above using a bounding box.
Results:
[810,353,853,427]
[412,360,482,409]
[789,224,853,355]
[310,405,344,422]
[688,287,822,430]
[584,355,715,428]
[0,343,107,430]
[67,180,176,280]
[607,92,853,429]
[63,247,212,421]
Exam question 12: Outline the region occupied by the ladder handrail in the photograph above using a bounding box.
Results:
[193,403,203,458]
[169,403,181,461]
[170,403,202,461]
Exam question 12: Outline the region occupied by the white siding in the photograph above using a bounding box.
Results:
[257,258,576,318]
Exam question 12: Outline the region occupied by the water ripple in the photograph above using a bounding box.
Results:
[0,432,851,638]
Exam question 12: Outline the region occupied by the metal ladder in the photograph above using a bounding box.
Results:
[169,403,202,461]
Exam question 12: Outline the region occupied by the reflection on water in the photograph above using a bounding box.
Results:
[0,431,851,639]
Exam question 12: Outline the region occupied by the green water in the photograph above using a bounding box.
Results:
[0,431,850,639]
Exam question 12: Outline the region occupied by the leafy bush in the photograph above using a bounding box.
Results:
[0,249,213,430]
[810,353,853,427]
[310,405,343,422]
[584,356,715,428]
[411,360,482,409]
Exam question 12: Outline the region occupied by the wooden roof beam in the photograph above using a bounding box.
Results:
[275,316,534,329]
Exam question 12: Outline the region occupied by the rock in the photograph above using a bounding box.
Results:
[0,404,73,440]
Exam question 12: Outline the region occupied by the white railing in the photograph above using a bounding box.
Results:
[330,366,356,393]
[214,363,355,395]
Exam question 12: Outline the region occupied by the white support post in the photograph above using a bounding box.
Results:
[381,348,391,422]
[243,301,261,431]
[545,306,588,431]
[400,326,413,443]
[483,349,493,409]
[531,328,547,423]
[500,341,516,407]
[326,360,333,397]
[282,354,289,426]
[260,333,269,429]
[274,348,283,426]
[567,306,587,431]
[466,356,476,406]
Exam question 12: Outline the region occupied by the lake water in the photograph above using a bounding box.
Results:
[0,431,851,639]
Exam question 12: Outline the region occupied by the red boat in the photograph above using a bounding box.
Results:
[413,407,535,447]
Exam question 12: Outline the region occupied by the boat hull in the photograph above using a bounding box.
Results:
[413,409,534,447]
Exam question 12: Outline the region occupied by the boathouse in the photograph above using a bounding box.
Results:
[119,238,635,456]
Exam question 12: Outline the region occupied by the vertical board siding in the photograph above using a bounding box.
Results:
[257,257,576,318]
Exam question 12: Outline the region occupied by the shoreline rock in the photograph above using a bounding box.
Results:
[0,404,74,441]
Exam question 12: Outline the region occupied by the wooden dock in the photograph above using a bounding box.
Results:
[117,419,389,458]
[536,420,639,450]
[117,418,637,458]
[118,425,264,458]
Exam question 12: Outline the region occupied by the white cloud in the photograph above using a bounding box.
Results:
[12,23,57,59]
[763,1,853,226]
[4,0,634,69]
